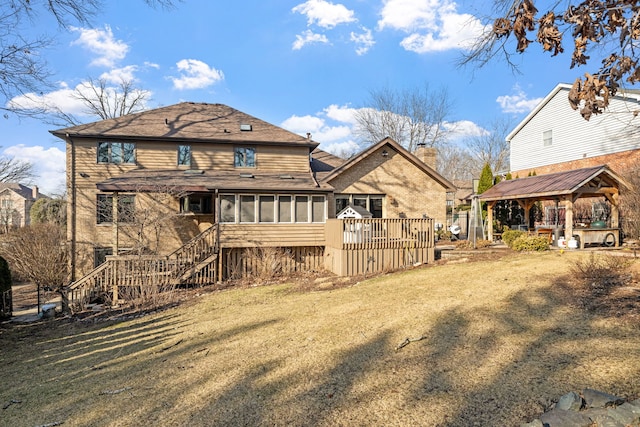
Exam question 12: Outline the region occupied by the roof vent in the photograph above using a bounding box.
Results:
[184,169,204,175]
[240,124,252,131]
[239,173,254,178]
[279,174,294,179]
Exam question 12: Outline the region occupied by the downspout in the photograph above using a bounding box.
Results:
[67,133,77,283]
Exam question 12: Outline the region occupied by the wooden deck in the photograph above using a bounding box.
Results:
[324,218,435,276]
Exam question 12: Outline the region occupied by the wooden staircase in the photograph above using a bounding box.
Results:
[64,224,219,311]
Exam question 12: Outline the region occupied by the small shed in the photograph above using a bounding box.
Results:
[337,204,373,219]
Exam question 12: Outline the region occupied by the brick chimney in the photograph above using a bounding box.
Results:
[414,143,437,170]
[32,185,38,199]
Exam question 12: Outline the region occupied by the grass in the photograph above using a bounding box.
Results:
[1,251,640,426]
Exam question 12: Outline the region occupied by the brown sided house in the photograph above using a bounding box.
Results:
[52,102,453,308]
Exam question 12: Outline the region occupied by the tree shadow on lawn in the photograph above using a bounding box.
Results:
[411,282,640,426]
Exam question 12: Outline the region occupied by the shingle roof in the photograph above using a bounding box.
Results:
[311,148,345,181]
[95,169,333,193]
[51,102,318,147]
[0,183,37,200]
[479,165,626,201]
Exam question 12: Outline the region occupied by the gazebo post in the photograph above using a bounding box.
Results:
[487,201,495,241]
[605,193,619,229]
[565,195,574,244]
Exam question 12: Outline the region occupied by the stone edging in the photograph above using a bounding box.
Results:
[522,388,640,427]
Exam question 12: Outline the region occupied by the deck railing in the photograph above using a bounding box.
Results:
[65,224,219,310]
[325,218,434,250]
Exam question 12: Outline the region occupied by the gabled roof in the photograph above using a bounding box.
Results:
[311,148,345,181]
[50,102,318,148]
[479,165,627,202]
[336,204,372,218]
[95,169,333,193]
[0,183,38,200]
[321,137,455,190]
[507,83,640,141]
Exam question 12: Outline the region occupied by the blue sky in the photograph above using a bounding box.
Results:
[3,0,584,195]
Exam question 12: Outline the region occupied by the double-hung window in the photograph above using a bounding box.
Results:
[97,142,136,164]
[177,145,191,167]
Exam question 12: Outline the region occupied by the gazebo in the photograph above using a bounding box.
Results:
[479,165,629,248]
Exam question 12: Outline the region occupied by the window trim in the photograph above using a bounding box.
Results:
[234,146,256,168]
[97,141,136,165]
[177,144,192,167]
[219,193,326,224]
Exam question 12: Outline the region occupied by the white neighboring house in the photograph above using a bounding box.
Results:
[0,184,42,231]
[508,83,640,177]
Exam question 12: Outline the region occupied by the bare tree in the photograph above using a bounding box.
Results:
[353,84,454,152]
[0,223,68,311]
[0,0,177,115]
[35,77,151,126]
[461,0,640,120]
[437,144,476,182]
[464,117,512,175]
[0,153,34,183]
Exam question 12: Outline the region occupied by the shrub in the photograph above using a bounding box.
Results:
[570,253,632,295]
[511,235,550,252]
[502,229,526,247]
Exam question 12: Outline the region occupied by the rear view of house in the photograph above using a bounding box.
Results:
[52,102,453,308]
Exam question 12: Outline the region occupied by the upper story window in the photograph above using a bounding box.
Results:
[543,130,553,147]
[98,142,136,164]
[234,146,256,168]
[177,145,191,167]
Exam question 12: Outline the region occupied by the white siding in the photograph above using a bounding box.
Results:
[510,88,640,171]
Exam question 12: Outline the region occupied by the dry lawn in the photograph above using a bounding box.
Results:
[1,251,640,426]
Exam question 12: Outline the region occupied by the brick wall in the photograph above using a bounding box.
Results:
[328,145,447,225]
[511,148,640,177]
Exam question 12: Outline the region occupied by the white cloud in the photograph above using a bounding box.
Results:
[350,27,375,55]
[444,120,488,141]
[70,25,129,68]
[496,86,543,114]
[100,65,139,83]
[378,0,489,53]
[281,108,354,143]
[292,0,356,29]
[7,82,86,115]
[170,59,224,90]
[3,145,66,195]
[321,139,361,157]
[292,30,329,50]
[324,104,358,124]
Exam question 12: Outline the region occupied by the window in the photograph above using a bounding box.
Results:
[96,194,113,224]
[295,196,309,222]
[312,196,325,223]
[178,145,191,166]
[0,199,13,209]
[180,194,212,214]
[234,147,256,167]
[220,195,236,223]
[97,142,136,164]
[118,195,136,223]
[94,247,113,268]
[543,130,553,147]
[335,194,384,218]
[97,194,135,224]
[278,196,292,223]
[240,195,255,222]
[335,197,349,214]
[259,195,275,222]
